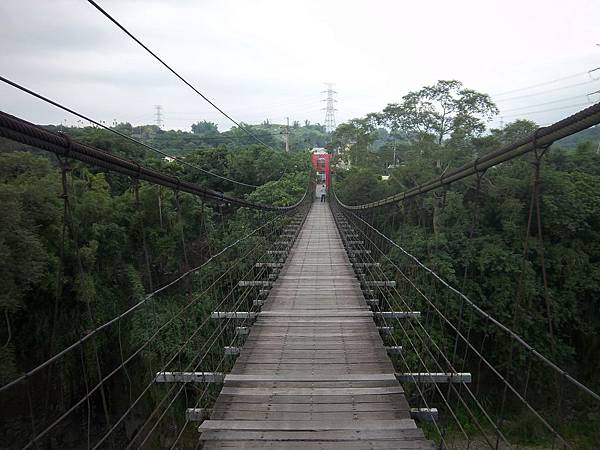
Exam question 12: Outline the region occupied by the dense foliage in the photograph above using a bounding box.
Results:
[45,120,329,158]
[332,80,600,446]
[0,127,310,446]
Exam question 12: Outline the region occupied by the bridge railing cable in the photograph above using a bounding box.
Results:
[0,110,305,211]
[331,192,600,449]
[4,207,301,448]
[338,102,600,210]
[0,130,312,448]
[92,227,294,449]
[0,76,263,188]
[331,203,507,448]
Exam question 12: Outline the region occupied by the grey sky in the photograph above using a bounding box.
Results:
[1,0,599,132]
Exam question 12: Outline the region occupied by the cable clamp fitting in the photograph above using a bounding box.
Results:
[59,131,73,157]
[134,162,142,179]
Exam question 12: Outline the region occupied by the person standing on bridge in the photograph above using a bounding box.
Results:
[319,184,326,203]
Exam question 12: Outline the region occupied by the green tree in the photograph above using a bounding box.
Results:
[380,80,498,145]
[191,121,219,136]
[331,116,379,168]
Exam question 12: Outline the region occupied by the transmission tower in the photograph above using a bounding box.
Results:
[321,83,337,133]
[154,105,163,129]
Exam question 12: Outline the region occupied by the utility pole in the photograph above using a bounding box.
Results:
[321,83,337,133]
[284,117,290,152]
[154,105,163,129]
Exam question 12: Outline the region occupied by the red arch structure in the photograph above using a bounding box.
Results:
[311,151,331,191]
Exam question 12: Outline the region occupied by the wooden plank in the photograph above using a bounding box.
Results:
[199,429,427,442]
[211,410,411,421]
[253,319,374,324]
[199,419,417,431]
[213,402,408,413]
[224,374,398,383]
[224,346,241,356]
[239,345,387,352]
[385,346,403,355]
[235,326,249,336]
[198,202,432,448]
[238,345,388,352]
[410,408,439,422]
[214,393,409,404]
[203,441,432,449]
[259,310,373,317]
[364,281,396,287]
[220,387,405,396]
[222,381,400,389]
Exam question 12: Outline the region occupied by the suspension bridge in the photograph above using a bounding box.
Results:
[193,201,433,448]
[1,102,600,449]
[1,2,599,447]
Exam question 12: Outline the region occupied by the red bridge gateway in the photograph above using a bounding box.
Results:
[311,148,332,191]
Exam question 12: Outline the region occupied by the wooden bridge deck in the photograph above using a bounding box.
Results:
[199,201,434,449]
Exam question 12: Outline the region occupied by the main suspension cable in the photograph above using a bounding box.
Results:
[339,102,600,209]
[0,110,308,211]
[85,0,276,152]
[0,76,260,188]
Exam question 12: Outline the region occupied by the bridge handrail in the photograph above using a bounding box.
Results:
[0,110,309,212]
[0,214,288,395]
[337,101,600,209]
[332,191,600,403]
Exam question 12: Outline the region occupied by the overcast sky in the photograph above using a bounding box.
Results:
[1,0,599,132]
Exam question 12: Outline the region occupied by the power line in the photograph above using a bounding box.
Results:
[499,94,589,113]
[502,102,589,118]
[0,76,260,188]
[494,79,599,103]
[492,68,599,97]
[500,102,591,119]
[193,131,284,141]
[85,0,275,151]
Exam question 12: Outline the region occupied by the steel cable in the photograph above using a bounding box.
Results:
[0,76,261,188]
[339,102,600,210]
[85,0,277,152]
[0,110,309,210]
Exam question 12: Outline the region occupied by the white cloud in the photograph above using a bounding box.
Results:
[1,0,599,131]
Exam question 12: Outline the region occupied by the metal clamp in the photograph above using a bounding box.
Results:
[59,131,72,157]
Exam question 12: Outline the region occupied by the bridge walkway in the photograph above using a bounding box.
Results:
[199,200,434,449]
